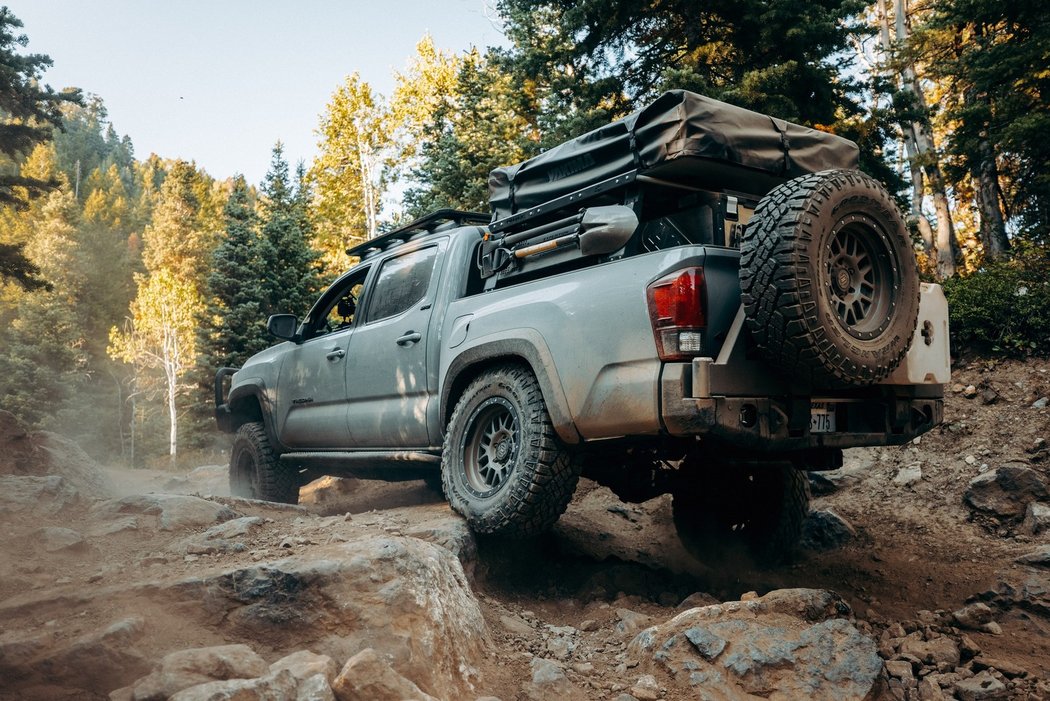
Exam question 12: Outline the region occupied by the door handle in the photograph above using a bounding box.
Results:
[325,347,345,361]
[396,331,422,346]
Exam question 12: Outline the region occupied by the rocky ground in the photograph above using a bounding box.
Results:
[1,357,1049,701]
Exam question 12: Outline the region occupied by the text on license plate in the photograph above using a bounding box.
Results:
[810,402,836,433]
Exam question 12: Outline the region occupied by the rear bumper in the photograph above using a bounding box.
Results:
[660,363,943,451]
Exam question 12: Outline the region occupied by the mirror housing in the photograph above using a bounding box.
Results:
[267,314,299,342]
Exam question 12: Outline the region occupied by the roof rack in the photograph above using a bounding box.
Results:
[346,209,490,258]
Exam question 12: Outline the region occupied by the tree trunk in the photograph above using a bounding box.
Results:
[167,363,178,461]
[878,0,933,258]
[973,138,1008,261]
[894,0,957,278]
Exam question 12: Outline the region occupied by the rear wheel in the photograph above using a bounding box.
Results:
[671,460,810,566]
[442,364,581,537]
[229,422,300,504]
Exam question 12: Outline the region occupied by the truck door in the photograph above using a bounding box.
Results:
[274,268,369,449]
[344,241,444,448]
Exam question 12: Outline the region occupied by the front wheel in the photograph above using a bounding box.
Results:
[442,364,581,537]
[229,422,300,504]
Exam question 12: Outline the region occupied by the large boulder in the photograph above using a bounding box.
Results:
[628,589,883,700]
[93,493,239,531]
[162,535,488,700]
[132,643,270,700]
[0,411,113,499]
[37,617,150,694]
[964,464,1048,520]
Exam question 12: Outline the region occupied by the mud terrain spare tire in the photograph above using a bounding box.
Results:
[740,169,920,387]
[229,422,300,504]
[442,364,581,537]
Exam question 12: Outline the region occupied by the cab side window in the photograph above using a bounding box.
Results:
[366,247,439,322]
[306,270,369,340]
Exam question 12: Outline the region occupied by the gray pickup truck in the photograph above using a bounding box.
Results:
[215,91,948,560]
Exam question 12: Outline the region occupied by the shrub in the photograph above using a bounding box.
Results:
[943,246,1050,356]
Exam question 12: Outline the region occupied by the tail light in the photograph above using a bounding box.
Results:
[646,267,706,361]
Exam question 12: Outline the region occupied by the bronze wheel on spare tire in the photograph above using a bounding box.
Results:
[671,461,810,567]
[441,364,581,537]
[229,422,300,504]
[740,169,920,387]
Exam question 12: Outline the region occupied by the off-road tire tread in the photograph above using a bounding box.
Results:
[230,422,299,504]
[442,364,581,537]
[740,169,918,387]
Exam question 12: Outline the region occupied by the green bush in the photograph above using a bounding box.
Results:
[943,247,1050,356]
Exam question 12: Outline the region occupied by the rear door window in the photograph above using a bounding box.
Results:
[365,246,439,322]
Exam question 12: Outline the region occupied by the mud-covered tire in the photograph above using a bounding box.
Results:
[671,462,810,566]
[740,169,920,387]
[229,422,300,504]
[442,364,581,537]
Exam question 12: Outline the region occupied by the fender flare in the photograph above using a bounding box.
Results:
[227,381,285,451]
[440,332,581,445]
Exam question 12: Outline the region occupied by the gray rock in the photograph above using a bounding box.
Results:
[898,637,960,670]
[885,659,915,684]
[917,676,945,700]
[893,464,923,487]
[499,614,533,637]
[402,509,478,578]
[132,644,268,701]
[954,670,1009,701]
[952,603,1001,634]
[97,493,239,531]
[964,464,1048,519]
[169,668,298,701]
[0,475,79,515]
[522,657,580,701]
[36,526,89,553]
[159,535,487,701]
[269,650,338,684]
[296,674,336,701]
[678,592,720,610]
[683,626,727,660]
[807,472,839,496]
[0,631,53,682]
[200,515,264,540]
[1032,397,1048,409]
[630,674,660,701]
[800,509,856,551]
[629,589,880,700]
[971,656,1028,678]
[616,608,652,636]
[331,648,436,701]
[1017,545,1050,568]
[40,617,149,694]
[1022,502,1050,535]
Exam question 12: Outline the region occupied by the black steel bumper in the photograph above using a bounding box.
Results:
[660,364,944,452]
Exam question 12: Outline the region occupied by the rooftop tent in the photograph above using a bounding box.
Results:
[488,90,860,220]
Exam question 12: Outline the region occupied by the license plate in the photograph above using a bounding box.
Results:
[810,402,836,433]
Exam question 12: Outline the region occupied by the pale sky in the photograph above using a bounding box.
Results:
[8,1,507,186]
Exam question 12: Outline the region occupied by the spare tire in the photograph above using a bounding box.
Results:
[740,169,920,387]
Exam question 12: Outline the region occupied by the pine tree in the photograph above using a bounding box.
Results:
[0,7,80,290]
[202,175,266,369]
[260,143,320,318]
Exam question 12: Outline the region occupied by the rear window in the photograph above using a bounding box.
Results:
[366,246,439,321]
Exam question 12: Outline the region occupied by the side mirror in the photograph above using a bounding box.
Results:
[267,314,299,342]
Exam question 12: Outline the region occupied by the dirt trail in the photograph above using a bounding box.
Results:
[1,357,1048,699]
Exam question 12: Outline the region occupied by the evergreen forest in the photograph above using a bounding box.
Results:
[1,1,1047,465]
